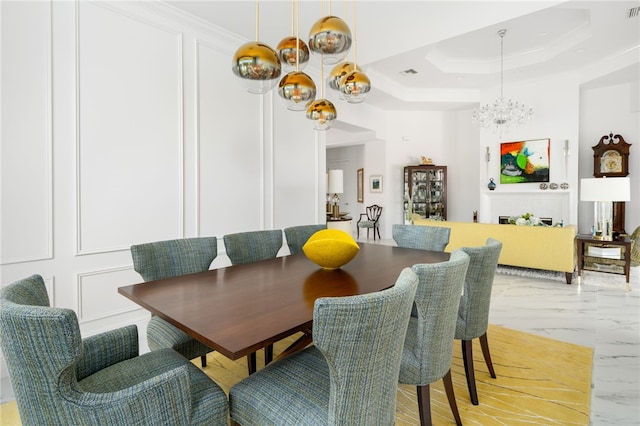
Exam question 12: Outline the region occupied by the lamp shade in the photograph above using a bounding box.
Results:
[580,177,631,202]
[327,169,344,194]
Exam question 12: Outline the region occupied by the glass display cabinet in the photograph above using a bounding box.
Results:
[403,165,447,221]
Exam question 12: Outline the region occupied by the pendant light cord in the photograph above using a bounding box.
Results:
[499,29,506,99]
[255,0,259,41]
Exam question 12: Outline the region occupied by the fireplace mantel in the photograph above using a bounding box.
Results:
[481,190,571,225]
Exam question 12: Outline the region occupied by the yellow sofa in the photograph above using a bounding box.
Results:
[412,219,577,284]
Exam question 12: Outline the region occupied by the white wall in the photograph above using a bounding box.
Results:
[0,2,323,349]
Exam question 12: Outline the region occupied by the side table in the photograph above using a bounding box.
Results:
[327,216,352,235]
[576,234,631,288]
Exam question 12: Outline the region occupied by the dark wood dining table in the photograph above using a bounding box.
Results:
[118,242,449,366]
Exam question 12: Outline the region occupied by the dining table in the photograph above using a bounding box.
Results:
[118,242,450,370]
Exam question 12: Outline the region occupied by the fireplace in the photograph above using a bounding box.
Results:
[483,191,571,225]
[498,216,553,225]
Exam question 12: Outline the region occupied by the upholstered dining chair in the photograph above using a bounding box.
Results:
[223,229,283,371]
[456,238,503,405]
[392,223,451,251]
[131,237,218,368]
[630,225,640,267]
[357,204,383,240]
[0,274,228,426]
[399,250,470,426]
[229,268,419,426]
[284,224,326,255]
[223,229,283,265]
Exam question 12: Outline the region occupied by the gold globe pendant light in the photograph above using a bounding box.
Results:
[328,61,360,94]
[277,0,316,111]
[277,37,310,72]
[306,57,336,131]
[308,1,352,65]
[306,98,337,131]
[231,0,281,94]
[278,71,317,111]
[339,0,370,103]
[277,0,310,72]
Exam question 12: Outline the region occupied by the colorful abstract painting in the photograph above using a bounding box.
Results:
[500,139,550,183]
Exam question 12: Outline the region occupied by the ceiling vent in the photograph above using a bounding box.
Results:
[400,69,418,75]
[629,7,639,18]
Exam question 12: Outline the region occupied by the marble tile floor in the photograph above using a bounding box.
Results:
[2,237,638,425]
[360,237,640,425]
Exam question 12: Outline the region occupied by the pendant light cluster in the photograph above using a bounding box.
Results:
[231,0,370,130]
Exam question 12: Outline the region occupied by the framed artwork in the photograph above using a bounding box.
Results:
[370,175,383,193]
[357,168,364,202]
[500,138,550,184]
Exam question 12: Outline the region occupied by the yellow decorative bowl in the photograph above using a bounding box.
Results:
[302,229,360,270]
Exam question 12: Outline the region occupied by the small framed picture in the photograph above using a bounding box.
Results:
[369,175,383,193]
[357,168,364,202]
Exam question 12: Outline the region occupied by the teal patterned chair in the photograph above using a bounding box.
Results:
[131,237,218,368]
[223,230,283,265]
[284,224,326,255]
[392,224,451,251]
[0,274,228,426]
[223,229,283,372]
[229,268,419,426]
[399,250,470,426]
[455,238,503,405]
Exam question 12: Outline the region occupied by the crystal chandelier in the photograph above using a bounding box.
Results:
[472,29,534,136]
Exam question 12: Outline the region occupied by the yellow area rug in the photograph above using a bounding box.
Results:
[0,325,592,425]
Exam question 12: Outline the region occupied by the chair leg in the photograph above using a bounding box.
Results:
[376,226,381,240]
[367,228,370,239]
[357,226,360,238]
[264,344,273,365]
[479,332,496,378]
[461,339,479,405]
[442,370,463,426]
[200,355,207,368]
[416,384,431,426]
[247,352,257,375]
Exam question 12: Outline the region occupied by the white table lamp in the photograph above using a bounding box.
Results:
[580,177,630,240]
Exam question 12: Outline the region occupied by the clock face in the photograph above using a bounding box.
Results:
[601,150,622,173]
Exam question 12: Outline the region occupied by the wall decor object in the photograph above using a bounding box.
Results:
[592,132,632,236]
[549,183,558,190]
[539,183,548,190]
[487,178,496,190]
[592,133,630,178]
[356,168,364,203]
[500,138,550,184]
[369,175,382,193]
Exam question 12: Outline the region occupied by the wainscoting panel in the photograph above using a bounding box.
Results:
[195,40,263,236]
[1,1,53,264]
[76,2,184,254]
[77,267,143,323]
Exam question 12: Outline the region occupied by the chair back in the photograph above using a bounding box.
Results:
[399,251,470,385]
[131,237,218,281]
[630,226,640,267]
[392,224,451,251]
[223,230,283,265]
[365,204,383,221]
[0,275,83,425]
[455,238,503,341]
[313,267,418,425]
[284,224,326,255]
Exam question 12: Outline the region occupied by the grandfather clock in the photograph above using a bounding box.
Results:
[592,133,631,236]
